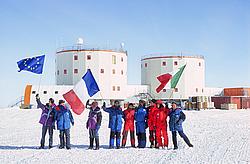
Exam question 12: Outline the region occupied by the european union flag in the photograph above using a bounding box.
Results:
[17,55,45,74]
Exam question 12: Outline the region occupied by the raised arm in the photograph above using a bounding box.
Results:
[36,94,45,110]
[102,102,112,113]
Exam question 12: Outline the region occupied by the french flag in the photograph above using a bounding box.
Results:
[63,69,100,115]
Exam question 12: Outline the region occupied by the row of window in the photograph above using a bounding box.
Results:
[112,86,121,91]
[73,54,124,64]
[144,61,202,67]
[162,88,179,92]
[161,88,204,93]
[32,88,203,95]
[32,87,122,95]
[57,69,124,75]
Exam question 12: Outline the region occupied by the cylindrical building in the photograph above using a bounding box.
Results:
[56,46,128,100]
[141,54,205,99]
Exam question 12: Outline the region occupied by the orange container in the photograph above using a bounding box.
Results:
[224,88,250,96]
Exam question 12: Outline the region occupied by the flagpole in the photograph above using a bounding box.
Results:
[169,88,174,99]
[37,54,45,94]
[37,73,43,94]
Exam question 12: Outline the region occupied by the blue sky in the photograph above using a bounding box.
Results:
[0,0,249,107]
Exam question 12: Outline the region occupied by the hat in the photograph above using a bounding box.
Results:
[49,98,54,104]
[171,101,177,104]
[156,100,163,104]
[59,100,65,105]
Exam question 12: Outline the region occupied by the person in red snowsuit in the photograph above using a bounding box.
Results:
[147,99,158,148]
[154,100,169,149]
[121,103,135,148]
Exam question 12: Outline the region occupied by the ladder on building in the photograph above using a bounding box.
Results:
[8,96,24,108]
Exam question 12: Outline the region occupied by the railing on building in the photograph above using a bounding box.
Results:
[141,52,204,60]
[56,45,127,54]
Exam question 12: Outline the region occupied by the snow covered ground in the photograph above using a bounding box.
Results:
[0,108,249,164]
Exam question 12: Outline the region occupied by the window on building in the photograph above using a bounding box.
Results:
[174,61,178,66]
[87,55,91,60]
[145,63,148,67]
[32,91,36,94]
[64,69,67,74]
[117,86,120,91]
[175,88,178,92]
[162,61,166,66]
[43,91,47,94]
[74,69,78,74]
[163,89,167,92]
[112,55,116,64]
[57,70,59,75]
[100,69,104,73]
[55,91,59,94]
[196,88,198,92]
[121,57,123,62]
[112,86,116,91]
[199,62,201,66]
[112,69,115,74]
[121,70,123,75]
[74,55,78,60]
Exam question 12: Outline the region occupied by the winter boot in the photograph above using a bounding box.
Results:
[116,138,121,149]
[172,131,178,150]
[65,129,71,150]
[109,138,115,149]
[94,137,99,150]
[179,131,193,147]
[130,132,135,148]
[39,145,44,149]
[116,132,121,149]
[122,131,128,147]
[88,138,94,149]
[59,133,65,149]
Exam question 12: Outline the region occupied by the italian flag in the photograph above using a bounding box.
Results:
[156,64,186,93]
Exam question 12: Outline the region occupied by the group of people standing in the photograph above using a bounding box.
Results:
[100,99,193,150]
[36,94,193,150]
[36,94,74,149]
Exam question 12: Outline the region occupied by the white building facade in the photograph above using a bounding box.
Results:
[141,54,205,99]
[56,47,128,100]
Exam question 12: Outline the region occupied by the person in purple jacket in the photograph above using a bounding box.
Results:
[86,101,102,150]
[36,94,56,149]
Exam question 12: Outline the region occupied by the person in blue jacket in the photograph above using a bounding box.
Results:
[55,100,74,150]
[169,102,193,150]
[134,100,147,148]
[102,100,123,149]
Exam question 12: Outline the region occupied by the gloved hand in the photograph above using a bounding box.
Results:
[72,122,74,126]
[86,100,90,106]
[102,102,106,109]
[35,94,40,99]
